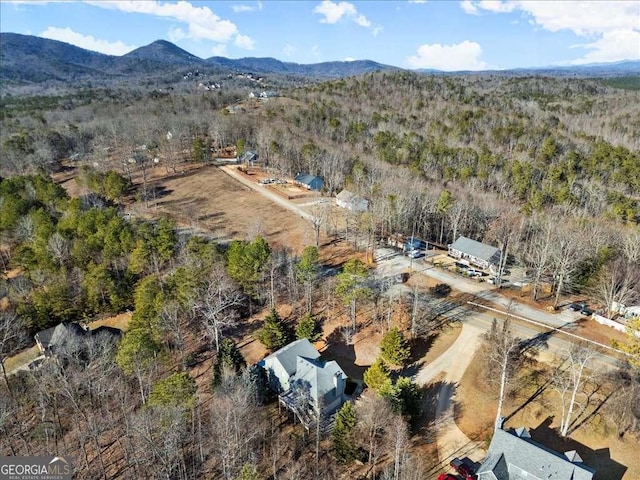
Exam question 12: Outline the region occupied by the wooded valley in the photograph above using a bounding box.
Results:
[1,67,639,480]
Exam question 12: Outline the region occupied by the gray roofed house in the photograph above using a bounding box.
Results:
[258,339,349,428]
[449,236,502,271]
[336,189,368,212]
[294,173,324,191]
[35,322,88,357]
[238,150,259,166]
[34,322,123,360]
[259,338,321,392]
[478,427,595,480]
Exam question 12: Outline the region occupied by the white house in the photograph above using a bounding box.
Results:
[258,339,348,425]
[336,190,368,212]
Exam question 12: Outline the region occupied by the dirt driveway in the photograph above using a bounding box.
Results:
[415,323,487,466]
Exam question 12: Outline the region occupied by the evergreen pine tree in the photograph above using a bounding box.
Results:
[380,327,410,366]
[257,308,289,350]
[295,312,322,341]
[363,357,391,391]
[212,338,247,389]
[332,401,358,463]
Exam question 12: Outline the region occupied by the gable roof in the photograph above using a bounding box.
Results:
[292,356,346,406]
[36,322,87,350]
[478,427,594,480]
[336,189,368,209]
[449,236,501,263]
[294,173,323,186]
[239,150,259,162]
[259,338,320,377]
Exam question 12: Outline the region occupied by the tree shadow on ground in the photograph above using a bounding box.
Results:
[320,326,367,381]
[530,417,627,480]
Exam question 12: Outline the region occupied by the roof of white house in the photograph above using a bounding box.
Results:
[259,338,320,377]
[449,236,501,263]
[291,356,347,406]
[478,427,594,480]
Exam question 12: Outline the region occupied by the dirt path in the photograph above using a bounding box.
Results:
[220,165,315,222]
[415,323,487,465]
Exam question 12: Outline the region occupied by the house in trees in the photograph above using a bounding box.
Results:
[258,339,349,427]
[35,322,122,359]
[478,426,594,480]
[448,236,502,272]
[294,173,324,191]
[336,189,368,212]
[238,150,259,166]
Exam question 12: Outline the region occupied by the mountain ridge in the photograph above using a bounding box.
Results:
[1,32,638,87]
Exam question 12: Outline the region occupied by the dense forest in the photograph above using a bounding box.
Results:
[1,70,639,479]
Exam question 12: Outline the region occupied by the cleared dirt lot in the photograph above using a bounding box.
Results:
[125,164,316,253]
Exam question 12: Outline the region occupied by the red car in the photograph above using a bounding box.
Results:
[437,474,457,480]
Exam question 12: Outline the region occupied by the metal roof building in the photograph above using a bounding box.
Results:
[448,236,501,270]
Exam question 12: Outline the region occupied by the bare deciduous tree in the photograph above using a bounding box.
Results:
[591,257,640,318]
[195,265,244,351]
[0,311,27,396]
[552,344,597,437]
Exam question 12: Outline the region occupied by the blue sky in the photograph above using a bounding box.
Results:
[1,1,639,70]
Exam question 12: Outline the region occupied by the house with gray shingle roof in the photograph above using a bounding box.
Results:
[449,236,502,272]
[258,339,348,427]
[35,322,88,357]
[336,189,368,212]
[478,426,595,480]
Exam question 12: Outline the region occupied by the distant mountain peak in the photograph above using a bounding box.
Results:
[123,39,203,64]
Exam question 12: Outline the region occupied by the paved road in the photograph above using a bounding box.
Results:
[376,248,588,329]
[219,165,316,222]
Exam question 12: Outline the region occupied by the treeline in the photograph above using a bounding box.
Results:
[0,172,432,479]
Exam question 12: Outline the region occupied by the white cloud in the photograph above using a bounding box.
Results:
[234,34,254,50]
[344,57,356,61]
[406,40,489,71]
[475,0,515,13]
[282,43,295,57]
[460,0,478,14]
[460,1,640,63]
[85,1,253,51]
[168,27,186,42]
[571,29,640,64]
[312,1,382,35]
[40,26,137,55]
[311,45,321,61]
[232,1,262,13]
[210,44,228,57]
[313,0,357,23]
[408,0,427,3]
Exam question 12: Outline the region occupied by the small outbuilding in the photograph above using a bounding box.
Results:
[336,190,368,212]
[238,150,259,166]
[448,236,501,272]
[294,173,324,191]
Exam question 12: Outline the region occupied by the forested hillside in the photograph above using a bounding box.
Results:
[1,70,639,479]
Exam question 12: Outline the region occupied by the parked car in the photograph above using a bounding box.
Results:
[437,474,457,480]
[406,249,424,259]
[451,457,477,480]
[488,276,506,285]
[569,302,584,311]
